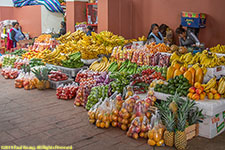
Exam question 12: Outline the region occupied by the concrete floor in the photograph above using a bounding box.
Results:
[0,75,225,150]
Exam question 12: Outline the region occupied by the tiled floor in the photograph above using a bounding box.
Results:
[0,75,225,150]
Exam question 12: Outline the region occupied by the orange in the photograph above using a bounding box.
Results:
[207,92,214,100]
[200,93,205,100]
[214,93,221,100]
[192,93,200,100]
[105,121,110,128]
[194,82,202,89]
[89,119,95,124]
[187,93,194,99]
[156,139,164,146]
[153,132,162,142]
[139,132,145,138]
[100,122,105,128]
[121,124,127,131]
[111,121,118,127]
[210,88,217,94]
[148,139,156,146]
[148,130,154,139]
[189,87,196,93]
[132,133,139,140]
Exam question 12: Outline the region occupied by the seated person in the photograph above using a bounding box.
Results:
[176,25,200,47]
[86,26,93,36]
[159,24,173,45]
[147,24,164,44]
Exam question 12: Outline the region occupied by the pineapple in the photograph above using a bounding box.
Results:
[32,67,49,90]
[162,111,175,147]
[175,105,188,150]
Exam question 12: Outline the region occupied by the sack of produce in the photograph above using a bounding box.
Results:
[148,111,165,147]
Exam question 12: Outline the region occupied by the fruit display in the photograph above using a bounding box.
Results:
[149,79,165,88]
[1,67,19,79]
[110,72,131,94]
[118,95,140,130]
[22,73,38,90]
[35,34,52,43]
[111,43,170,67]
[155,75,191,96]
[188,82,206,100]
[56,30,127,59]
[147,113,165,147]
[32,67,50,90]
[110,95,124,128]
[170,50,225,67]
[74,84,93,107]
[156,94,204,148]
[210,44,225,54]
[85,85,109,110]
[56,83,79,100]
[75,70,100,83]
[200,77,222,100]
[127,116,150,139]
[48,71,68,81]
[89,57,111,72]
[29,58,45,68]
[14,58,29,70]
[2,55,18,67]
[42,48,67,66]
[10,49,27,56]
[167,62,204,85]
[62,52,84,68]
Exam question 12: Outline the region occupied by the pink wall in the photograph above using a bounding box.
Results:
[66,1,87,32]
[98,0,225,47]
[0,6,42,37]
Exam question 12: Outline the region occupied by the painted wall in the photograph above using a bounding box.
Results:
[66,1,87,32]
[13,6,42,37]
[98,0,225,47]
[0,5,63,37]
[0,0,14,7]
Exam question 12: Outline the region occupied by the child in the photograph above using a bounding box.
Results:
[86,26,93,36]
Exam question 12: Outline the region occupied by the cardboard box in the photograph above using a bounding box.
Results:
[199,111,225,139]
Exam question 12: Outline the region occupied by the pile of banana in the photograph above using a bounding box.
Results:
[55,30,127,60]
[170,50,225,68]
[42,49,67,65]
[35,49,52,59]
[210,44,225,54]
[89,57,112,72]
[202,77,217,92]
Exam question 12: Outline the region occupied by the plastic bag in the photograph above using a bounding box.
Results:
[56,83,79,100]
[94,98,112,128]
[15,72,25,88]
[118,95,140,130]
[147,110,165,147]
[1,67,19,79]
[127,116,150,139]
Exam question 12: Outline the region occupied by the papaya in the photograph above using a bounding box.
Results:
[173,69,183,78]
[195,67,203,83]
[184,71,192,85]
[167,66,175,80]
[173,63,181,70]
[188,67,196,85]
[180,66,187,74]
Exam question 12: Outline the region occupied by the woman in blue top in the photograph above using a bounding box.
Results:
[9,22,25,48]
[147,24,164,44]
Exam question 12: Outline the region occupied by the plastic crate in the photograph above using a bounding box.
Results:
[49,79,74,89]
[57,66,88,78]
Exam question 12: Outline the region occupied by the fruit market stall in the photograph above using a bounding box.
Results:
[1,29,225,150]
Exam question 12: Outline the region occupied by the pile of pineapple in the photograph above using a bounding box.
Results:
[156,93,204,149]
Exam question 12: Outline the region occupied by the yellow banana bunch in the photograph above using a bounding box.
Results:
[202,77,217,92]
[210,44,225,54]
[218,77,225,94]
